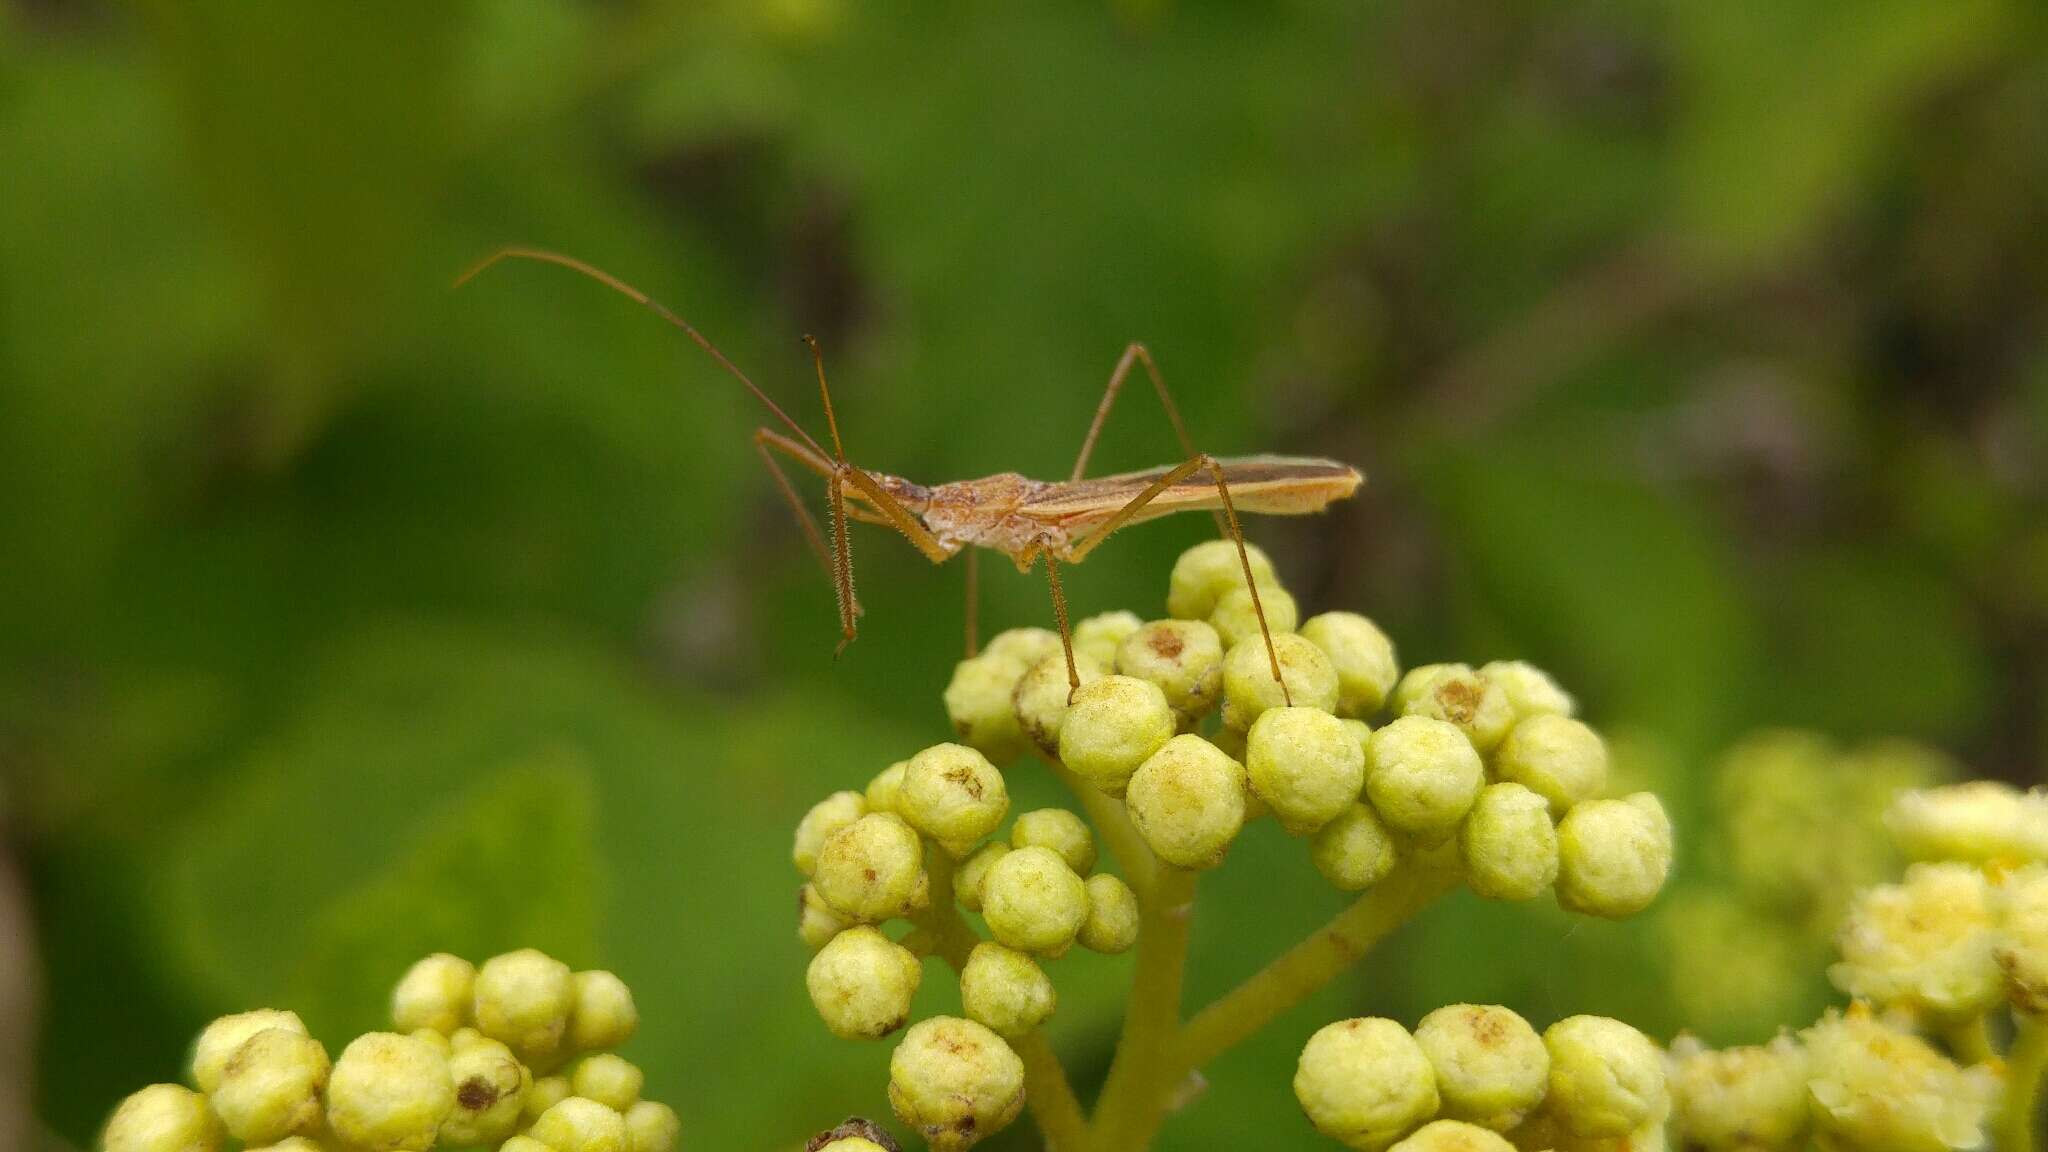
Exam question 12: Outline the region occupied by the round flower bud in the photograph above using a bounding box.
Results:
[1397,665,1514,754]
[622,1101,680,1152]
[955,842,1010,913]
[1058,675,1175,797]
[192,1009,308,1093]
[901,743,1010,855]
[438,1035,529,1145]
[1666,1033,1810,1151]
[1542,1016,1663,1139]
[1414,1005,1547,1131]
[1079,873,1139,953]
[888,1016,1026,1151]
[1013,651,1105,754]
[1555,794,1672,919]
[800,882,853,950]
[807,926,924,1039]
[1887,781,2048,864]
[1459,783,1559,902]
[1125,733,1248,870]
[103,1084,222,1152]
[1011,807,1095,875]
[865,761,909,815]
[1248,706,1367,835]
[570,1054,642,1113]
[1302,612,1400,718]
[1222,633,1340,731]
[392,953,475,1034]
[567,969,638,1052]
[1803,1007,1998,1152]
[1476,661,1574,720]
[795,791,871,876]
[815,812,926,922]
[1829,862,2002,1019]
[410,1027,451,1054]
[960,942,1056,1036]
[1167,539,1280,621]
[1388,1120,1514,1152]
[523,1075,571,1125]
[528,1096,628,1152]
[2001,865,2048,1014]
[943,652,1031,764]
[326,1032,455,1152]
[1074,609,1143,666]
[983,626,1063,668]
[212,1028,331,1143]
[981,845,1089,957]
[1294,1018,1440,1151]
[805,1118,896,1152]
[1116,619,1226,724]
[1312,803,1399,891]
[1210,583,1300,650]
[243,1138,324,1152]
[502,1137,553,1152]
[1365,717,1484,840]
[473,949,575,1062]
[1341,718,1373,755]
[1494,715,1608,814]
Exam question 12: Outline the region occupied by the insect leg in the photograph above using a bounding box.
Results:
[1070,343,1201,480]
[1043,554,1080,693]
[963,549,981,658]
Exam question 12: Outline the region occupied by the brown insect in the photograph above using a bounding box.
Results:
[456,247,1362,699]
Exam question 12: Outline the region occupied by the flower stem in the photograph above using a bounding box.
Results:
[1089,865,1198,1151]
[2002,1016,2048,1152]
[1041,753,1157,901]
[1942,1014,1995,1067]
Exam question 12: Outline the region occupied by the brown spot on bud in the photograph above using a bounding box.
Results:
[457,1076,499,1111]
[1149,630,1185,659]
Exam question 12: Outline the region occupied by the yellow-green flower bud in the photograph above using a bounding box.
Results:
[1116,619,1226,724]
[795,791,871,876]
[1079,873,1139,953]
[1476,661,1574,721]
[1341,718,1373,754]
[1396,665,1514,754]
[1459,783,1559,902]
[981,845,1089,957]
[241,1138,324,1152]
[1167,539,1280,621]
[1829,862,2001,1019]
[1125,733,1248,870]
[1554,794,1672,919]
[1210,583,1300,650]
[503,1137,554,1152]
[1494,716,1608,814]
[211,1028,330,1143]
[1074,609,1143,666]
[1312,803,1399,892]
[1542,1016,1663,1139]
[1414,1005,1547,1132]
[1294,1018,1440,1151]
[192,1009,308,1093]
[103,1084,222,1152]
[1887,781,2048,865]
[959,942,1056,1036]
[622,1101,680,1152]
[528,1096,627,1152]
[815,812,926,923]
[1302,612,1400,718]
[1388,1120,1515,1152]
[1248,706,1366,835]
[523,1075,571,1125]
[474,949,575,1063]
[1666,1033,1809,1151]
[804,1118,895,1152]
[1222,633,1340,731]
[800,882,854,950]
[392,953,475,1035]
[983,627,1062,668]
[410,1027,451,1055]
[887,1016,1026,1151]
[902,743,1010,856]
[1059,675,1175,797]
[955,842,1010,914]
[439,1035,529,1145]
[1365,717,1484,840]
[1013,651,1105,754]
[1011,807,1095,875]
[943,652,1031,764]
[866,761,909,816]
[569,1054,642,1113]
[567,969,638,1052]
[807,925,924,1039]
[2002,864,2048,1014]
[1803,1007,1998,1152]
[325,1032,455,1152]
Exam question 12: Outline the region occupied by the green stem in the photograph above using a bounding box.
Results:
[1942,1014,1996,1067]
[1176,851,1459,1072]
[2002,1016,2048,1152]
[1040,752,1158,901]
[1089,865,1198,1151]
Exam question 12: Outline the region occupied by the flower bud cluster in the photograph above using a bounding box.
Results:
[100,951,676,1152]
[1294,1007,1669,1151]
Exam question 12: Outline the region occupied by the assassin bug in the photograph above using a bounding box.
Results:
[456,247,1362,701]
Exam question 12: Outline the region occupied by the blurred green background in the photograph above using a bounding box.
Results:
[4,1,2047,1148]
